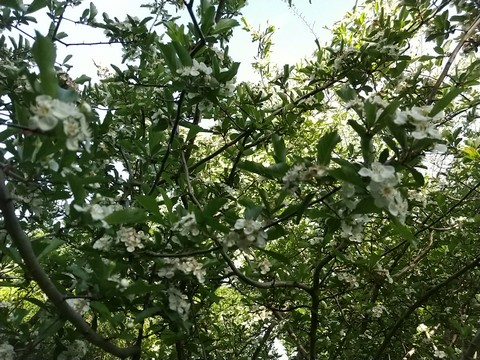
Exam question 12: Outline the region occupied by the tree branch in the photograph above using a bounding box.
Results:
[0,170,139,358]
[428,14,480,103]
[220,247,311,293]
[373,254,480,360]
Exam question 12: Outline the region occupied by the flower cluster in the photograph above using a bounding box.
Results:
[0,342,15,360]
[174,212,200,237]
[177,59,213,77]
[108,274,131,291]
[282,164,328,192]
[116,227,148,252]
[336,272,359,287]
[158,257,206,283]
[394,104,443,140]
[30,95,91,151]
[371,304,386,318]
[340,214,370,243]
[57,340,88,360]
[58,340,88,360]
[92,234,113,251]
[359,162,408,222]
[224,218,267,249]
[168,287,190,321]
[74,202,120,228]
[282,164,306,191]
[258,259,271,275]
[66,298,90,315]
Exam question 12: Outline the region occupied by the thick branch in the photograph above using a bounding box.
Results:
[0,170,139,358]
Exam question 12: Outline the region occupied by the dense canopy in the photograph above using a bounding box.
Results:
[1,0,480,359]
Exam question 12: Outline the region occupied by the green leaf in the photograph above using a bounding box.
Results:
[159,43,179,73]
[429,87,462,117]
[408,167,425,186]
[88,2,97,21]
[257,248,291,264]
[337,85,357,103]
[158,189,173,213]
[316,130,341,165]
[136,195,161,217]
[295,193,315,223]
[364,100,378,128]
[238,160,288,180]
[91,301,112,322]
[32,32,57,97]
[66,175,85,202]
[35,238,64,260]
[391,219,416,244]
[74,74,91,84]
[135,306,161,323]
[272,134,286,163]
[172,41,192,66]
[329,160,364,187]
[104,208,148,225]
[348,120,367,137]
[26,0,46,14]
[200,0,216,34]
[0,0,23,11]
[211,18,239,35]
[204,197,228,217]
[266,224,287,241]
[353,197,381,214]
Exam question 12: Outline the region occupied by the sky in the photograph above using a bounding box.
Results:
[23,0,357,82]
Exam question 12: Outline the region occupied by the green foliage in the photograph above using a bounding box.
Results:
[1,0,480,359]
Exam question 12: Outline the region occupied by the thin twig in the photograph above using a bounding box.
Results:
[427,14,480,104]
[373,254,480,360]
[220,247,311,293]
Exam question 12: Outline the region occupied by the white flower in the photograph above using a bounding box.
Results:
[434,350,448,359]
[116,227,147,252]
[159,258,206,283]
[30,95,92,151]
[30,95,69,131]
[433,143,448,153]
[411,120,441,140]
[63,113,91,151]
[304,165,328,180]
[393,109,408,125]
[0,342,15,360]
[359,162,408,222]
[258,259,271,274]
[66,298,90,315]
[371,304,386,318]
[408,106,432,122]
[177,60,213,77]
[371,95,389,108]
[228,218,267,249]
[74,203,118,228]
[359,162,396,183]
[174,212,200,236]
[416,323,428,333]
[93,234,113,251]
[57,340,88,360]
[282,164,306,191]
[168,287,190,321]
[393,105,443,140]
